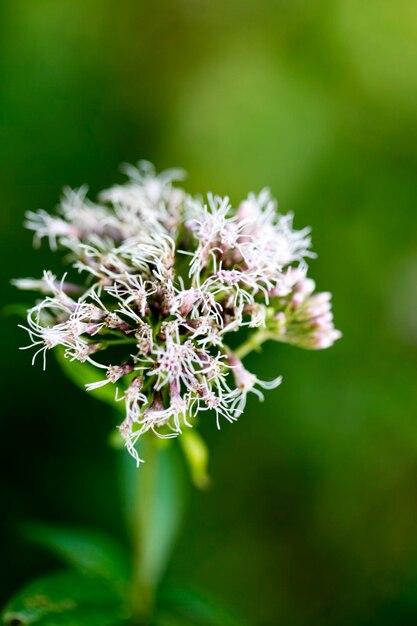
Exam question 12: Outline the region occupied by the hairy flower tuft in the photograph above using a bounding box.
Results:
[15,161,341,463]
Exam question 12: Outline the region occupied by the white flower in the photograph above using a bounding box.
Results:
[15,162,340,463]
[228,354,282,415]
[237,190,314,267]
[24,210,81,250]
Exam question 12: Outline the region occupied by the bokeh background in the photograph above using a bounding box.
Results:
[1,1,417,624]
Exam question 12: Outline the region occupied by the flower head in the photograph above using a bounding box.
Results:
[15,161,341,463]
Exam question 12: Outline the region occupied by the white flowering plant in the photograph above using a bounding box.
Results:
[16,161,340,462]
[4,162,340,625]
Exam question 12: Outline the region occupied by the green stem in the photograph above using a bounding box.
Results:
[122,436,185,625]
[131,438,157,625]
[234,329,272,360]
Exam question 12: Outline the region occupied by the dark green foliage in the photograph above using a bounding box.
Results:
[1,571,128,626]
[21,525,130,587]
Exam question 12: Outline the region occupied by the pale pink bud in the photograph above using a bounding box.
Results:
[107,362,134,383]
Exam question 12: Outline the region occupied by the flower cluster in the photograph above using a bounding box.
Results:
[15,161,341,463]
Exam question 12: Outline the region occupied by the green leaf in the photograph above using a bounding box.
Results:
[179,430,211,490]
[155,586,249,626]
[54,347,120,409]
[108,427,126,450]
[21,525,130,588]
[1,571,128,626]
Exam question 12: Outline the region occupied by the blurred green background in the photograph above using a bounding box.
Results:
[1,1,417,624]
